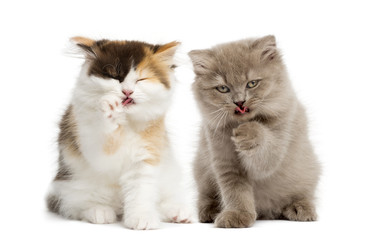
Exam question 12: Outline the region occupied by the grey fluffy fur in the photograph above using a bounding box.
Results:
[189,35,321,228]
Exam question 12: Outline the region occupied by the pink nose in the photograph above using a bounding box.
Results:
[123,90,133,97]
[234,101,245,108]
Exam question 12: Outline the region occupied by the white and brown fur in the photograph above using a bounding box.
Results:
[189,35,321,228]
[47,37,192,230]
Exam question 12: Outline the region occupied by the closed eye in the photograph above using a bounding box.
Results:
[103,73,114,78]
[137,78,149,82]
[102,73,122,81]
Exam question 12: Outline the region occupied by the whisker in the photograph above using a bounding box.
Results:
[208,108,223,116]
[213,111,227,138]
[220,111,229,143]
[208,110,224,127]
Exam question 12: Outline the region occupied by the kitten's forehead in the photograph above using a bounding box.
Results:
[209,40,278,83]
[88,41,147,79]
[84,40,174,88]
[96,40,149,67]
[88,41,159,81]
[214,44,252,72]
[205,48,249,85]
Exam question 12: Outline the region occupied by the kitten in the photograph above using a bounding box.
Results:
[189,35,320,228]
[47,37,192,230]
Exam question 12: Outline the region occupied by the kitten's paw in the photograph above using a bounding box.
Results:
[215,210,256,228]
[232,122,264,152]
[199,205,220,223]
[124,214,160,230]
[282,199,317,221]
[161,203,194,223]
[81,206,117,224]
[100,94,126,126]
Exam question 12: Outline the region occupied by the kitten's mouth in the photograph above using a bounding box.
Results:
[122,97,135,106]
[235,106,249,115]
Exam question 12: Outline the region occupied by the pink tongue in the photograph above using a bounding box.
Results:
[122,98,134,106]
[235,106,248,114]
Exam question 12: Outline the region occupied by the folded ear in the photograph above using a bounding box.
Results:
[253,35,279,61]
[70,36,97,59]
[154,41,180,68]
[188,49,214,75]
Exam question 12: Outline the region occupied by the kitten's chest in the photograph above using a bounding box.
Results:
[205,127,237,157]
[105,125,145,156]
[80,124,148,173]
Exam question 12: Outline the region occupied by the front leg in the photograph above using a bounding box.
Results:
[232,121,285,179]
[158,150,194,224]
[120,162,160,230]
[208,133,257,228]
[213,158,257,228]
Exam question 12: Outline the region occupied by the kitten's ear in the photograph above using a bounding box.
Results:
[154,41,180,68]
[70,36,97,59]
[188,49,213,75]
[254,35,279,61]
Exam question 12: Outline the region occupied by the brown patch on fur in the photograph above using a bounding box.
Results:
[136,47,172,89]
[58,105,80,155]
[103,125,125,155]
[55,105,80,181]
[83,40,151,82]
[140,117,166,165]
[47,194,61,213]
[104,40,127,46]
[54,154,72,181]
[143,158,160,165]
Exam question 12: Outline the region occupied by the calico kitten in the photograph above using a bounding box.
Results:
[47,37,192,230]
[189,35,320,228]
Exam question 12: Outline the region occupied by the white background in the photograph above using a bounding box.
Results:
[1,0,369,239]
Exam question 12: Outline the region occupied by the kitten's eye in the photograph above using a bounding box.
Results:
[137,78,148,82]
[103,73,121,81]
[216,85,230,93]
[246,80,259,89]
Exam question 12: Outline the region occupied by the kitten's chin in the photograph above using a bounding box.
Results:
[124,101,168,120]
[123,103,138,114]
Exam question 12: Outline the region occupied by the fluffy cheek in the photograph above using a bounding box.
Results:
[135,81,171,103]
[126,81,171,119]
[203,91,230,109]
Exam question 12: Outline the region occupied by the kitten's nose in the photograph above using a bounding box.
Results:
[123,90,133,97]
[234,101,245,107]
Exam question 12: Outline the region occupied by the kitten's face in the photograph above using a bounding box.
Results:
[73,37,178,120]
[189,35,289,125]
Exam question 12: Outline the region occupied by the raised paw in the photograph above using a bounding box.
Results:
[282,199,317,221]
[231,121,264,152]
[100,94,126,126]
[81,206,117,224]
[215,210,256,228]
[123,213,160,230]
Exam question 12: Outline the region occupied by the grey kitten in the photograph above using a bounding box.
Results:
[189,35,320,228]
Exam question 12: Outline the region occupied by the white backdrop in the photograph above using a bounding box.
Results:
[1,0,369,239]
